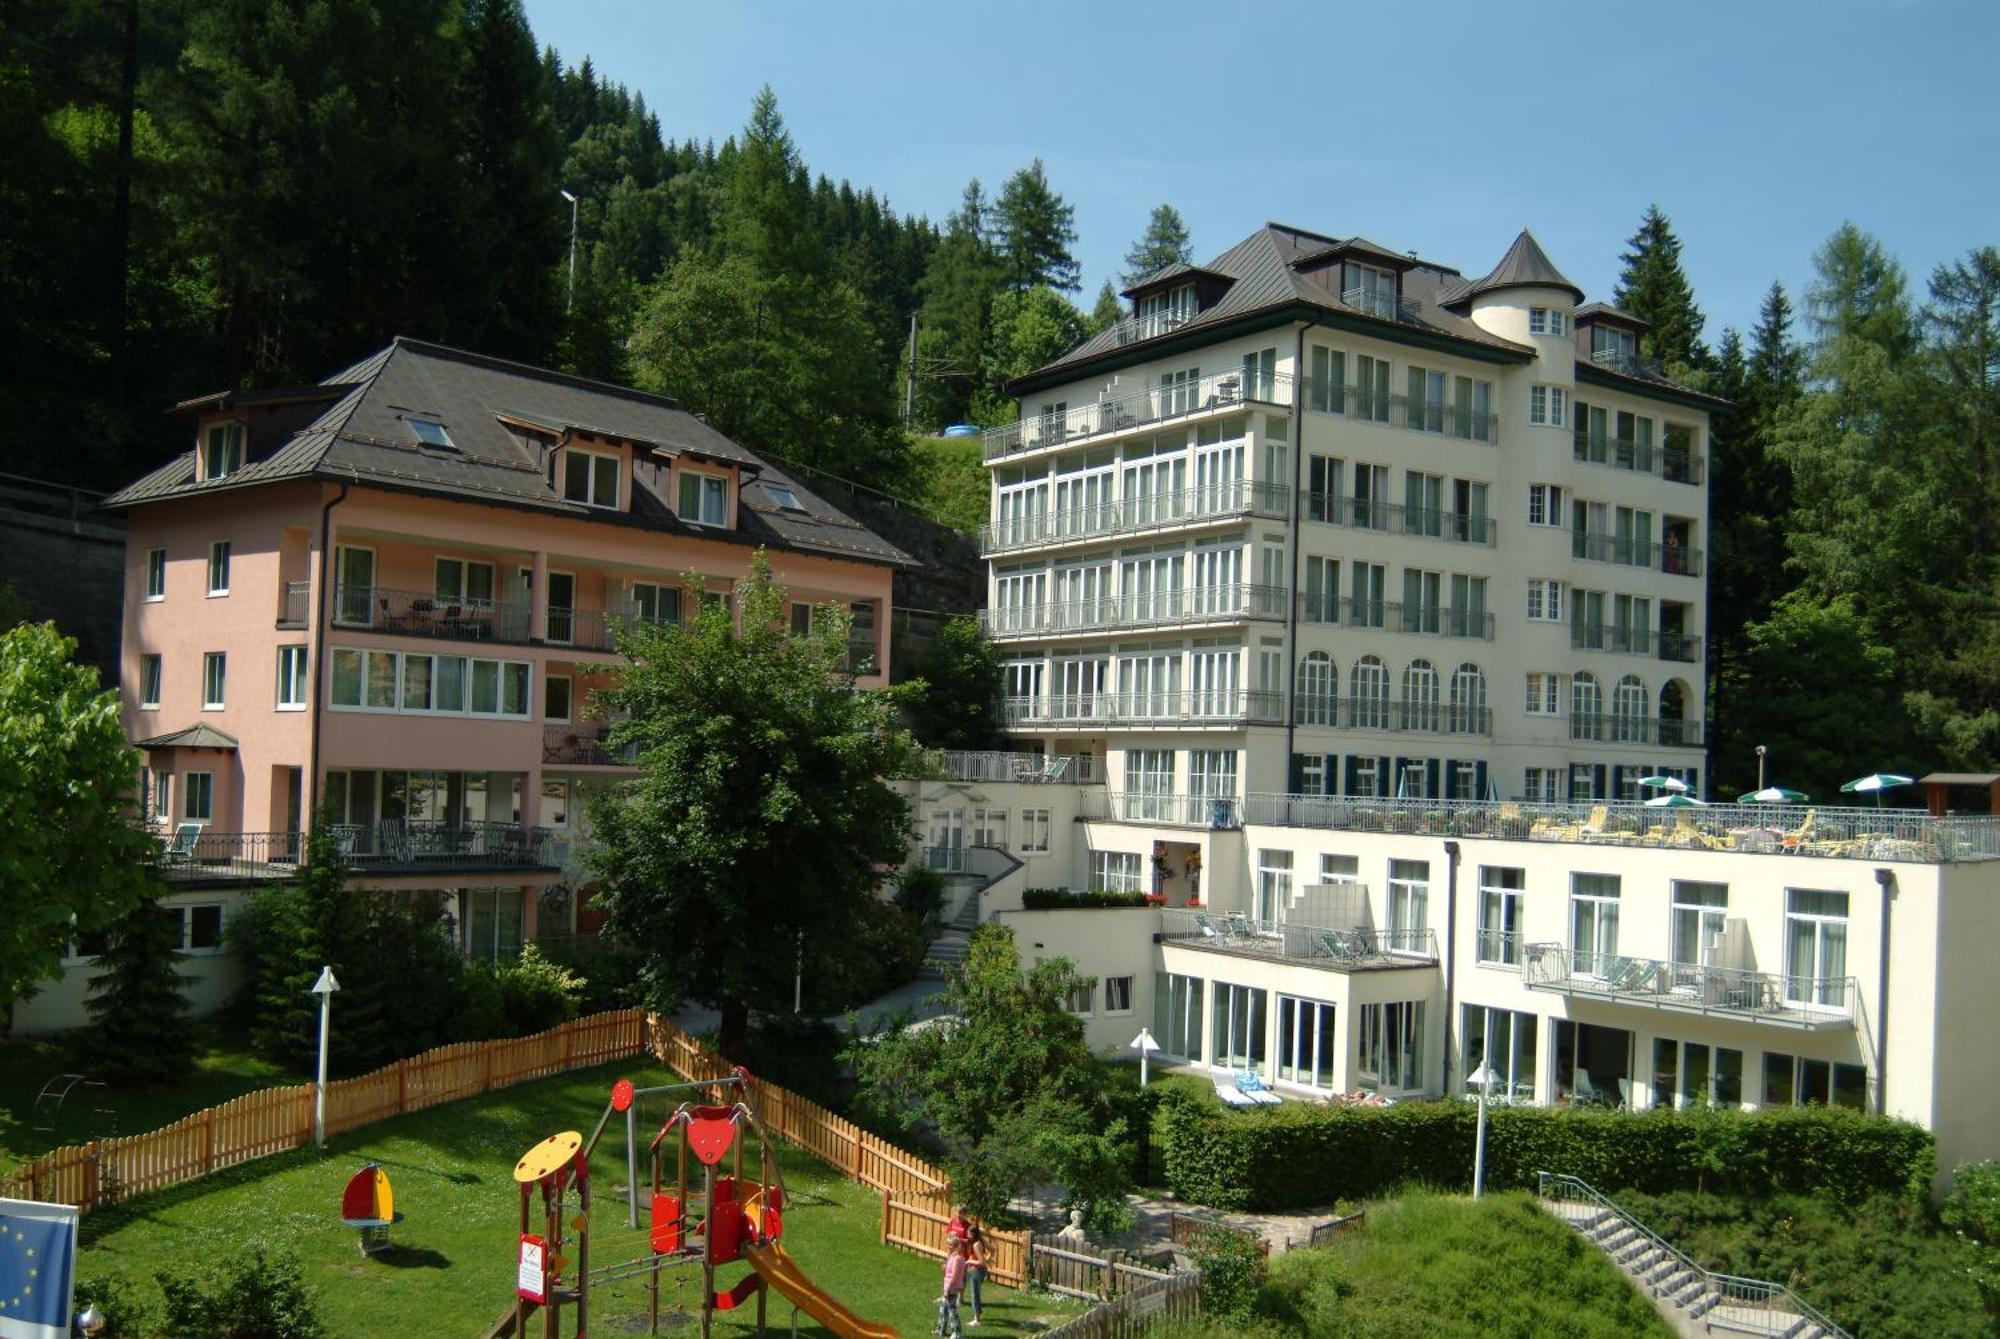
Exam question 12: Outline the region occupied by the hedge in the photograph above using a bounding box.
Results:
[1155,1090,1936,1211]
[1021,887,1152,909]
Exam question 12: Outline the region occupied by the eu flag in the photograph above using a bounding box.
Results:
[0,1197,77,1339]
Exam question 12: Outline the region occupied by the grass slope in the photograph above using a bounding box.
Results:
[75,1059,1070,1337]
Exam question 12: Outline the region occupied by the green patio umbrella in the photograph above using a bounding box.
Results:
[1737,786,1809,804]
[1638,775,1690,793]
[1644,793,1707,807]
[1840,773,1915,807]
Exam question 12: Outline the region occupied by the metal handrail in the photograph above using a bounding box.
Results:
[1567,713,1704,747]
[1292,694,1493,736]
[1569,623,1702,662]
[542,721,636,766]
[1340,286,1425,325]
[981,478,1290,553]
[1538,1173,1852,1338]
[980,582,1289,638]
[1294,595,1496,640]
[923,749,1098,784]
[983,369,1293,460]
[154,822,553,878]
[1301,495,1498,544]
[1523,944,1858,1024]
[1158,907,1439,965]
[332,584,533,644]
[1102,309,1197,347]
[1572,428,1705,485]
[1001,689,1284,728]
[1312,384,1501,443]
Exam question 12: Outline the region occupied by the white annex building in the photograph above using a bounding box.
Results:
[913,222,2000,1186]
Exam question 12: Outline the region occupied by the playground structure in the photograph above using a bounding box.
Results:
[338,1162,400,1256]
[496,1068,899,1339]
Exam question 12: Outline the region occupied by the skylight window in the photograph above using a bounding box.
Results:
[410,418,454,449]
[767,486,806,513]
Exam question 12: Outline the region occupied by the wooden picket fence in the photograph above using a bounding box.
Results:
[1037,1271,1202,1339]
[646,1016,1034,1286]
[0,1009,647,1215]
[1028,1233,1173,1301]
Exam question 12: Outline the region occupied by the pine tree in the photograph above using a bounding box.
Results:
[724,85,822,281]
[1805,223,1916,357]
[1088,280,1122,335]
[993,159,1079,293]
[1749,281,1806,408]
[1120,203,1192,286]
[1613,204,1708,372]
[83,890,197,1088]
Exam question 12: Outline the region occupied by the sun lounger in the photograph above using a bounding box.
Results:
[1193,912,1224,939]
[1212,1079,1258,1109]
[1236,1071,1283,1105]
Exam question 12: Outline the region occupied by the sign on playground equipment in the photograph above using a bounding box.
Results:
[518,1233,548,1303]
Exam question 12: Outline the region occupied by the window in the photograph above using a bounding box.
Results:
[276,646,308,709]
[766,484,805,512]
[202,652,226,708]
[545,674,572,722]
[848,600,878,672]
[1103,976,1134,1014]
[1211,982,1268,1072]
[631,582,681,626]
[1448,663,1486,735]
[145,547,166,600]
[202,422,244,479]
[1525,672,1561,715]
[541,778,571,831]
[1611,675,1650,742]
[1785,889,1850,1008]
[1406,366,1447,433]
[435,557,496,607]
[184,771,214,822]
[207,540,231,595]
[1308,347,1346,414]
[1357,1000,1425,1092]
[564,449,621,508]
[1255,849,1293,925]
[1463,1004,1537,1103]
[1277,995,1338,1089]
[1401,660,1440,732]
[1064,982,1094,1015]
[464,888,524,962]
[1354,354,1391,422]
[409,418,454,448]
[1762,1052,1866,1110]
[1124,749,1174,822]
[1527,484,1565,527]
[1551,310,1567,335]
[151,771,171,826]
[1295,651,1336,724]
[1526,579,1564,622]
[1571,672,1603,740]
[1570,873,1621,973]
[329,648,530,717]
[1091,850,1143,893]
[1020,808,1051,854]
[1388,860,1429,946]
[1301,557,1339,623]
[1154,972,1204,1059]
[1189,750,1238,801]
[970,807,1007,850]
[1350,655,1389,729]
[1529,385,1568,427]
[139,654,162,709]
[1654,1039,1743,1109]
[186,903,225,953]
[678,471,729,525]
[1522,767,1560,803]
[1529,307,1548,335]
[1477,867,1524,967]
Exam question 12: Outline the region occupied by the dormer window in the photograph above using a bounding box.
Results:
[679,471,728,527]
[1592,324,1639,363]
[1134,284,1195,336]
[409,418,454,449]
[563,447,620,509]
[202,422,245,480]
[1342,262,1398,320]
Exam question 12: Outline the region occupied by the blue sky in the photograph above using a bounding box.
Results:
[524,0,1997,343]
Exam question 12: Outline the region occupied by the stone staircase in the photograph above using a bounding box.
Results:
[1540,1176,1847,1339]
[917,875,987,980]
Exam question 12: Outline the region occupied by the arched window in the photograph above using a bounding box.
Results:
[1449,663,1487,735]
[1402,658,1440,732]
[1659,679,1690,747]
[1351,655,1389,730]
[1612,675,1649,743]
[1295,652,1337,726]
[1571,672,1602,741]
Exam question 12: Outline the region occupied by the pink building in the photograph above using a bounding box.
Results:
[103,337,910,965]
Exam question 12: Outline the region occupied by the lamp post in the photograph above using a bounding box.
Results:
[1130,1027,1161,1086]
[311,966,340,1150]
[560,188,579,315]
[1756,744,1767,793]
[1468,1062,1498,1199]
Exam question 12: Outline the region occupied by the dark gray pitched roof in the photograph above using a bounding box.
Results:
[1575,301,1649,329]
[1440,229,1585,306]
[107,339,913,568]
[136,723,240,750]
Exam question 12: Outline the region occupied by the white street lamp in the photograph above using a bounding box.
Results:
[1130,1027,1161,1086]
[1756,744,1768,793]
[311,965,340,1150]
[560,188,579,315]
[1468,1062,1499,1200]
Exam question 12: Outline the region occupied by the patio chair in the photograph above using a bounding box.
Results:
[1212,1079,1258,1109]
[164,822,203,869]
[1236,1071,1283,1105]
[1780,808,1818,851]
[1222,912,1254,940]
[1579,805,1614,841]
[1192,912,1225,940]
[1314,931,1355,962]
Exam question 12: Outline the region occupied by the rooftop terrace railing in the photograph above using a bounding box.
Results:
[923,749,1100,784]
[980,478,1290,554]
[1525,944,1858,1030]
[980,582,1288,639]
[1159,907,1439,970]
[983,369,1292,461]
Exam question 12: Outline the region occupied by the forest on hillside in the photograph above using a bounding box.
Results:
[3,0,1996,797]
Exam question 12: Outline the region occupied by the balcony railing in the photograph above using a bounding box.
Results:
[1160,906,1439,970]
[983,369,1292,461]
[1305,382,1501,444]
[1587,347,1666,378]
[1296,596,1496,640]
[1568,714,1704,747]
[1340,286,1425,325]
[155,822,553,881]
[1234,795,2000,863]
[981,479,1290,555]
[543,721,636,766]
[1572,430,1704,485]
[1524,944,1857,1030]
[1571,530,1705,576]
[1293,698,1493,736]
[1102,309,1197,347]
[334,585,533,644]
[1569,623,1703,662]
[980,583,1288,639]
[1002,689,1284,730]
[1302,496,1497,545]
[922,749,1100,784]
[278,580,310,627]
[1081,792,1243,827]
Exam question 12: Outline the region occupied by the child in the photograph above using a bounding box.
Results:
[963,1217,987,1327]
[937,1235,968,1337]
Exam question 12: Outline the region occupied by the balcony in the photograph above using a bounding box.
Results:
[332,585,665,654]
[1081,791,1243,826]
[543,721,636,767]
[1304,381,1501,445]
[1293,698,1493,737]
[1296,596,1496,641]
[1568,714,1704,747]
[1160,906,1439,972]
[1235,794,2000,863]
[1302,496,1497,545]
[982,369,1292,462]
[981,479,1290,556]
[1100,309,1197,347]
[980,583,1287,641]
[1002,689,1284,731]
[156,821,554,882]
[1571,531,1705,577]
[1572,430,1704,485]
[923,749,1100,784]
[1341,286,1425,324]
[1588,347,1666,379]
[1569,623,1703,663]
[278,580,310,628]
[1524,944,1857,1031]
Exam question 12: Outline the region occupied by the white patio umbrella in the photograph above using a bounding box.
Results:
[1738,786,1809,804]
[1644,793,1708,807]
[1637,775,1690,793]
[1840,773,1914,808]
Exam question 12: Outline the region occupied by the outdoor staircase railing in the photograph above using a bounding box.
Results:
[1537,1172,1851,1338]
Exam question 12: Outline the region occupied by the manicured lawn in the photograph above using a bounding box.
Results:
[0,1028,298,1173]
[75,1059,1074,1337]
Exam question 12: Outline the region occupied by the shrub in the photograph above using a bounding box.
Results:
[893,862,948,920]
[1021,887,1151,909]
[1188,1222,1267,1319]
[1943,1158,2000,1245]
[156,1248,323,1339]
[1154,1090,1935,1211]
[536,932,647,1015]
[493,942,586,1034]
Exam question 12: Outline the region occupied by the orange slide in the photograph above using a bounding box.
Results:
[741,1240,901,1339]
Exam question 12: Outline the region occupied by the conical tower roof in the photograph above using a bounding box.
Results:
[1444,229,1584,306]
